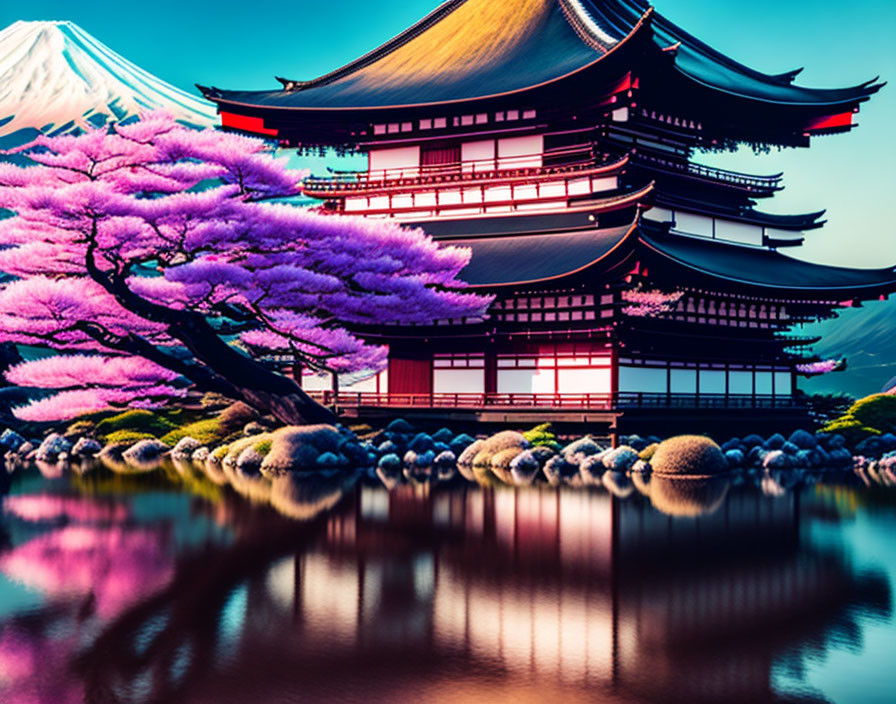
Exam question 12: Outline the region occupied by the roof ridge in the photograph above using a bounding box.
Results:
[557,0,622,53]
[275,0,471,92]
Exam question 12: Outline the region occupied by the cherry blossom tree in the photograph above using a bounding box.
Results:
[0,113,489,423]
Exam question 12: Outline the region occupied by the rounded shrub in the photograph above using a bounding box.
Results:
[849,394,896,433]
[650,435,728,477]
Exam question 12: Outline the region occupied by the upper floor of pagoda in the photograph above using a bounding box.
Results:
[198,0,883,149]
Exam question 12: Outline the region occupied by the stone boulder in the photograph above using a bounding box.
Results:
[467,431,528,470]
[509,450,540,485]
[741,434,765,449]
[385,418,415,434]
[762,450,792,470]
[602,446,639,472]
[764,433,787,450]
[171,437,202,460]
[562,436,602,462]
[434,450,456,471]
[1,429,26,452]
[122,439,169,466]
[71,437,102,457]
[36,433,72,463]
[259,425,343,476]
[788,429,817,450]
[651,435,728,477]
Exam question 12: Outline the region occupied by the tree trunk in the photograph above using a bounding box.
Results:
[331,370,340,417]
[169,318,337,426]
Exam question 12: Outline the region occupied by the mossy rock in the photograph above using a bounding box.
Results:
[639,443,659,461]
[217,402,260,434]
[651,435,728,477]
[224,434,272,468]
[523,423,558,448]
[849,394,896,433]
[103,430,157,445]
[820,415,881,446]
[259,425,343,476]
[161,418,224,447]
[211,444,231,461]
[254,437,273,456]
[457,439,485,469]
[96,410,177,441]
[64,420,97,439]
[472,431,528,470]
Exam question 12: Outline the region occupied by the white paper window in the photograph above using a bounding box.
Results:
[729,371,753,395]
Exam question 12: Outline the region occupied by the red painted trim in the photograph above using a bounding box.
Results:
[805,112,853,132]
[220,111,278,137]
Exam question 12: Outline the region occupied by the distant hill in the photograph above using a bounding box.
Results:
[801,299,896,398]
[0,19,215,147]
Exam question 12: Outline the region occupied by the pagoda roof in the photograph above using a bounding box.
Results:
[639,230,896,296]
[199,0,881,114]
[447,218,638,288]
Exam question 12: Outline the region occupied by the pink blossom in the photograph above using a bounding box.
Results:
[795,359,845,375]
[2,494,129,523]
[0,525,173,619]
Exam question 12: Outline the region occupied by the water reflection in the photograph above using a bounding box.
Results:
[0,466,894,703]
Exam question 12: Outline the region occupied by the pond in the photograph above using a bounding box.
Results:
[1,462,894,703]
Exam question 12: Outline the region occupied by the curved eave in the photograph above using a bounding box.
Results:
[656,195,826,231]
[645,4,884,108]
[669,62,882,109]
[197,8,654,114]
[639,231,896,297]
[447,215,640,289]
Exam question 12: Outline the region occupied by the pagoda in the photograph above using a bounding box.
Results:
[199,0,894,433]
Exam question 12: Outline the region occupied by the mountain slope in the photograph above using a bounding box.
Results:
[801,301,896,397]
[0,20,215,138]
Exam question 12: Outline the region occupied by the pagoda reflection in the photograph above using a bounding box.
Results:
[23,481,884,704]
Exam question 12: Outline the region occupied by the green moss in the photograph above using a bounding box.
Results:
[103,430,156,445]
[848,394,896,433]
[523,423,558,449]
[65,419,97,439]
[254,438,273,456]
[639,443,660,461]
[161,418,226,447]
[820,415,880,443]
[211,444,231,460]
[96,410,177,441]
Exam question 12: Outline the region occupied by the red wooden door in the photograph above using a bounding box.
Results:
[389,358,433,395]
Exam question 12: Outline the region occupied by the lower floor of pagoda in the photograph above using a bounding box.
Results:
[299,340,807,434]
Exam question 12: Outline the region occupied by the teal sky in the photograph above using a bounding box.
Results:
[1,0,895,268]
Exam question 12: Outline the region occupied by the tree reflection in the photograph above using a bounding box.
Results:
[0,479,875,704]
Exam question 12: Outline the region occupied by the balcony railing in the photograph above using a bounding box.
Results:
[636,152,784,192]
[302,149,626,197]
[307,391,806,412]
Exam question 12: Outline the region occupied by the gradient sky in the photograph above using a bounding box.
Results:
[2,0,895,267]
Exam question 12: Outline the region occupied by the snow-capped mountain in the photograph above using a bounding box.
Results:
[0,20,215,139]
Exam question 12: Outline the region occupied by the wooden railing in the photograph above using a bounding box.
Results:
[306,391,806,412]
[302,152,625,197]
[636,152,783,191]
